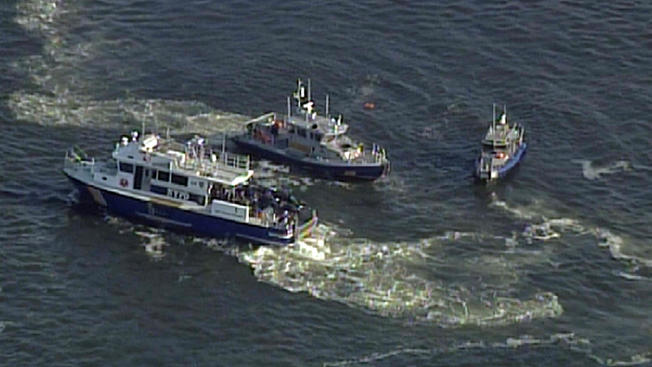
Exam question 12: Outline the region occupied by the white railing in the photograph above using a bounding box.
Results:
[215,151,251,170]
[176,151,250,175]
[64,150,95,173]
[244,112,276,126]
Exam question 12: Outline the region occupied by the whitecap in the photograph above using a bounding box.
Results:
[594,228,652,268]
[573,159,632,181]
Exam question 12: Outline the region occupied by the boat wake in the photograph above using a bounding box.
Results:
[12,0,253,139]
[232,222,562,327]
[322,333,652,367]
[490,196,652,280]
[8,91,251,136]
[230,194,650,327]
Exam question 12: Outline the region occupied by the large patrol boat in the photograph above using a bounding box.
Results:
[232,79,390,182]
[63,131,318,246]
[475,105,527,181]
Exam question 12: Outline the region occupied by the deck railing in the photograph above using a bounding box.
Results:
[175,151,250,176]
[244,112,276,126]
[64,150,95,173]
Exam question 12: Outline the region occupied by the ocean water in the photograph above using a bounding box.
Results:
[0,0,650,366]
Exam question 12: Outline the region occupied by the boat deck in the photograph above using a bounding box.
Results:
[242,112,387,166]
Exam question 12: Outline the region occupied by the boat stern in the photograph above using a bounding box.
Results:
[475,156,499,182]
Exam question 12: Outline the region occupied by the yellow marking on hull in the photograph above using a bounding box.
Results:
[150,197,184,208]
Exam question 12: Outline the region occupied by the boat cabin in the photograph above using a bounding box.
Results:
[104,131,253,210]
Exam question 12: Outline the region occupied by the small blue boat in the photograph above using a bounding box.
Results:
[63,131,318,246]
[232,79,390,182]
[474,105,527,181]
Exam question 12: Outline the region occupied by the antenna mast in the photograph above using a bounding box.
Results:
[326,94,329,116]
[143,102,152,137]
[307,78,311,101]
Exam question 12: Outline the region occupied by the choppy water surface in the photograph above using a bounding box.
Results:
[1,0,650,366]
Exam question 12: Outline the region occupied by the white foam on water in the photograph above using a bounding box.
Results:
[12,0,251,139]
[234,222,562,327]
[197,237,232,253]
[15,0,65,34]
[572,159,633,181]
[614,272,648,281]
[522,218,587,243]
[593,228,652,268]
[489,196,536,220]
[491,198,652,278]
[322,333,587,366]
[134,229,168,261]
[323,333,651,367]
[8,91,251,137]
[491,195,588,244]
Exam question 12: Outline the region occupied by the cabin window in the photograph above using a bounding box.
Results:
[171,173,188,186]
[119,162,134,173]
[189,193,205,206]
[150,185,166,195]
[157,171,170,182]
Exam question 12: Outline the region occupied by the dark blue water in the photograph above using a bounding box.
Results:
[1,1,651,366]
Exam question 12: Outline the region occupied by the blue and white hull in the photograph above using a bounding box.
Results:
[64,173,298,246]
[233,137,389,182]
[475,142,528,181]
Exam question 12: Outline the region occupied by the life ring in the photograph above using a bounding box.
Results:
[119,178,128,187]
[495,152,506,159]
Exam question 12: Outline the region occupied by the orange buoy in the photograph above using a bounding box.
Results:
[363,101,376,110]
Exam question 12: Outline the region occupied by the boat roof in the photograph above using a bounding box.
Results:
[245,78,354,137]
[245,110,349,139]
[113,132,253,186]
[482,112,524,147]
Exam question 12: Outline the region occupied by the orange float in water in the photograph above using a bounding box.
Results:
[363,101,376,110]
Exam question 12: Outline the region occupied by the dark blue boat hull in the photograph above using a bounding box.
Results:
[474,142,528,181]
[65,174,294,246]
[233,138,388,182]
